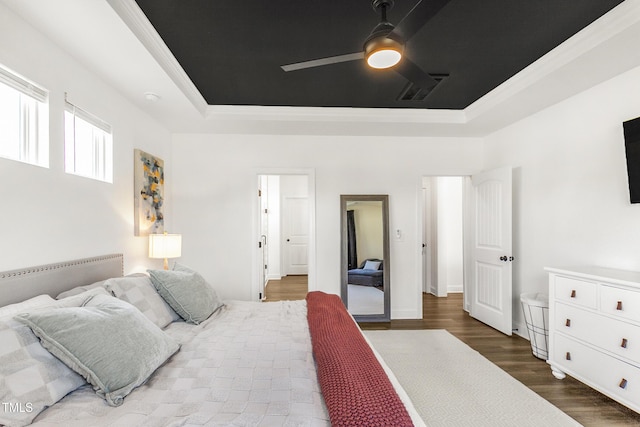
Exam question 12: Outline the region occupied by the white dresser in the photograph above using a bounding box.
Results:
[546,266,640,413]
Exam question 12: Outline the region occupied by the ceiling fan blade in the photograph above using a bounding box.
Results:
[281,52,364,72]
[391,0,452,42]
[393,57,439,92]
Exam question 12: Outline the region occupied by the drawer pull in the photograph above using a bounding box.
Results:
[621,338,628,348]
[570,290,576,298]
[620,378,628,389]
[565,352,571,361]
[617,301,623,311]
[565,319,571,327]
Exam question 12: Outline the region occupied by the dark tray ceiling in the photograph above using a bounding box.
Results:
[135,0,624,110]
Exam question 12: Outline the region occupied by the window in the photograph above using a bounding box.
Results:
[0,65,49,167]
[64,100,113,183]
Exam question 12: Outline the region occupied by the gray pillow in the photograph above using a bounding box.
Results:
[16,294,180,407]
[105,274,179,328]
[148,264,223,324]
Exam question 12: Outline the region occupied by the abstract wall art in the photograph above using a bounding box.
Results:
[134,149,164,236]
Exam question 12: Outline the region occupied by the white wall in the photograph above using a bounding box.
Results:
[0,3,171,273]
[484,64,640,335]
[436,177,464,294]
[172,134,483,319]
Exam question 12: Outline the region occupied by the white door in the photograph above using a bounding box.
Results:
[469,166,513,336]
[283,197,309,275]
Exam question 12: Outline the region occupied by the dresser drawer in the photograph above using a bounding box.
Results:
[555,302,640,365]
[601,285,640,324]
[554,275,597,308]
[553,334,640,409]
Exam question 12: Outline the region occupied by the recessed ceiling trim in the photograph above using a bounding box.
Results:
[206,104,466,124]
[106,0,208,116]
[465,0,640,123]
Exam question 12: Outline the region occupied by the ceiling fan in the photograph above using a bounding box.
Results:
[281,0,451,94]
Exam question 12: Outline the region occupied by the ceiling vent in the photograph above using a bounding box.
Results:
[397,74,448,101]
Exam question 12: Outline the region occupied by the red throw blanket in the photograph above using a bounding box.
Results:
[306,291,414,427]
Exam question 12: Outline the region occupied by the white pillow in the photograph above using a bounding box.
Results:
[0,295,87,427]
[0,295,55,319]
[363,260,381,270]
[52,287,110,308]
[55,280,107,300]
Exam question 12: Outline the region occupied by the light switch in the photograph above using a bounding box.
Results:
[395,229,402,240]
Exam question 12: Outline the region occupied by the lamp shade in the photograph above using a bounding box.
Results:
[149,233,182,259]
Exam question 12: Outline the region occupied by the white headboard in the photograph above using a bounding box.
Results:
[0,253,123,307]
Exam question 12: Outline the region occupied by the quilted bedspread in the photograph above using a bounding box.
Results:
[30,300,330,426]
[306,291,414,427]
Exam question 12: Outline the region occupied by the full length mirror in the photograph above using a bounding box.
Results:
[340,195,390,322]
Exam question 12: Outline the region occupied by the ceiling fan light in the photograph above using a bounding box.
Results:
[367,49,402,69]
[364,36,403,69]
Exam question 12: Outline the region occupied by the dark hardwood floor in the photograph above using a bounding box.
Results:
[263,275,308,302]
[264,280,640,426]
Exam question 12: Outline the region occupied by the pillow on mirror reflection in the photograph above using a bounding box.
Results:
[363,260,381,270]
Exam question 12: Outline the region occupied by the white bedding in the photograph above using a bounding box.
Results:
[30,300,330,426]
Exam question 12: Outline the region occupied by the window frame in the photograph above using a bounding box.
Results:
[64,100,113,183]
[0,65,49,167]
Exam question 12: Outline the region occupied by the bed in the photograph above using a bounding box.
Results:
[347,258,384,288]
[0,254,423,427]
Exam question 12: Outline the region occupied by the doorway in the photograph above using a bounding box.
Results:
[256,173,311,301]
[422,168,514,336]
[422,176,466,304]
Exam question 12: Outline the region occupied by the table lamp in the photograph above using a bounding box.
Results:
[149,232,182,270]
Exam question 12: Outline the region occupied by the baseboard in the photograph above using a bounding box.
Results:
[447,285,463,293]
[513,319,529,340]
[391,308,422,320]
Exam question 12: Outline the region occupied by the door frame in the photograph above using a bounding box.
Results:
[421,181,435,294]
[251,168,316,301]
[258,175,269,300]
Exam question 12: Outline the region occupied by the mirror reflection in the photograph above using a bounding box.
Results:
[341,195,390,322]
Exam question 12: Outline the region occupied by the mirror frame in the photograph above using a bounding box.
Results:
[340,194,390,322]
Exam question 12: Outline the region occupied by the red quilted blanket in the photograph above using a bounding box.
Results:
[306,291,414,427]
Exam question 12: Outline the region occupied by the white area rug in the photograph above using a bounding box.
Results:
[363,330,582,427]
[347,284,383,315]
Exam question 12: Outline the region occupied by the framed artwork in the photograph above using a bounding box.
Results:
[134,149,164,236]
